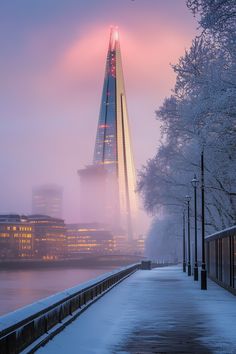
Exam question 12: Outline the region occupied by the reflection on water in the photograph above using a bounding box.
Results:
[0,267,114,316]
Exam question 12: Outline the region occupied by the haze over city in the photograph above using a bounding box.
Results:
[0,1,236,353]
[0,0,198,223]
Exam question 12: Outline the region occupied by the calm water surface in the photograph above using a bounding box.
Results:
[0,267,115,316]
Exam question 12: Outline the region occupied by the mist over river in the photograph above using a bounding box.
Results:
[0,267,115,316]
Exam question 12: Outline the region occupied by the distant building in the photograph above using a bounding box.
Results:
[133,235,145,255]
[66,223,114,256]
[32,185,63,219]
[28,215,66,259]
[113,234,131,254]
[0,215,33,259]
[78,165,108,224]
[0,214,142,260]
[113,234,145,255]
[0,214,66,260]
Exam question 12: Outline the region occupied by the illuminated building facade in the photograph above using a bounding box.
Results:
[0,214,65,260]
[113,234,145,255]
[67,223,114,255]
[133,236,145,255]
[32,185,63,219]
[0,215,33,259]
[0,214,141,259]
[79,28,137,240]
[28,215,66,259]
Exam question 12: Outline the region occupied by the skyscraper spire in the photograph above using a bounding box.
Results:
[109,26,119,51]
[93,28,137,240]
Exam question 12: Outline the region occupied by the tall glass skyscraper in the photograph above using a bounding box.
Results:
[79,28,137,240]
[94,28,137,239]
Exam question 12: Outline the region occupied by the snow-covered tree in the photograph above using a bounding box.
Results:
[139,0,236,258]
[187,0,236,37]
[146,216,181,263]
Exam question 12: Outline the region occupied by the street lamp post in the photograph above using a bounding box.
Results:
[201,150,207,289]
[185,195,191,276]
[191,174,199,281]
[183,209,186,272]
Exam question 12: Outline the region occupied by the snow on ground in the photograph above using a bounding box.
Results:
[37,266,236,354]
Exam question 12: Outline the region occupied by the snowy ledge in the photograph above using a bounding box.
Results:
[205,225,236,241]
[0,263,140,341]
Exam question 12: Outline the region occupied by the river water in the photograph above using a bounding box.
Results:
[0,267,115,316]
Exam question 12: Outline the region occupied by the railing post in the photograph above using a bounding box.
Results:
[44,316,48,333]
[69,300,72,315]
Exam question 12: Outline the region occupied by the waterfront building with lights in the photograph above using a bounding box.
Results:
[0,215,34,259]
[66,223,114,255]
[28,215,66,259]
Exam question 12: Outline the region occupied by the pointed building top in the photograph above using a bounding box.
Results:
[109,26,119,51]
[92,28,137,240]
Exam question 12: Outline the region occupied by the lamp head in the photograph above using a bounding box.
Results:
[185,195,191,203]
[191,174,199,188]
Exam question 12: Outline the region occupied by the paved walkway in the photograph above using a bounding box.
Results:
[37,266,236,354]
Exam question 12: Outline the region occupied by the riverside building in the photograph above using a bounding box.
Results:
[66,223,114,256]
[28,215,66,259]
[0,214,65,260]
[0,215,33,259]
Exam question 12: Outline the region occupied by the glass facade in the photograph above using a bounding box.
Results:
[67,224,115,255]
[206,227,236,293]
[28,215,66,259]
[92,28,137,239]
[0,224,33,259]
[93,45,117,170]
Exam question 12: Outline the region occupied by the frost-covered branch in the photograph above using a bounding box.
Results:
[138,0,236,254]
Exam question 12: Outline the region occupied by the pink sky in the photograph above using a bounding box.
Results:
[0,1,198,227]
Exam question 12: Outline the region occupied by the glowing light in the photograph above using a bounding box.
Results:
[109,26,119,50]
[114,29,119,41]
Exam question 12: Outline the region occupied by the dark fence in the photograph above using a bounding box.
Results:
[0,263,140,354]
[206,226,236,295]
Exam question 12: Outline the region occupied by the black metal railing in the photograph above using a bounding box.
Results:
[0,263,140,354]
[206,226,236,295]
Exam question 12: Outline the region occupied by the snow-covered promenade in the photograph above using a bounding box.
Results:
[36,266,236,354]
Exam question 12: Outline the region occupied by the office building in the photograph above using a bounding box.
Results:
[78,28,137,240]
[32,185,63,219]
[0,215,33,259]
[67,223,114,255]
[28,215,66,259]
